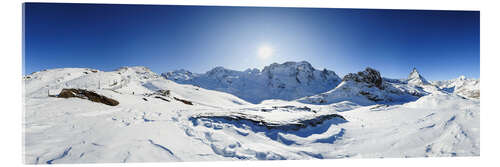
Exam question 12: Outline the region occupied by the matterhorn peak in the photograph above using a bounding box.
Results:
[407,67,430,85]
[409,67,420,77]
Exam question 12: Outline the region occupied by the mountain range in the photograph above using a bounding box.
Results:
[22,61,480,163]
[162,61,479,104]
[162,61,342,103]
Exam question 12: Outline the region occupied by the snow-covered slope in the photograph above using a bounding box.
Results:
[432,76,480,99]
[162,61,342,104]
[298,68,427,105]
[23,66,250,107]
[23,65,480,164]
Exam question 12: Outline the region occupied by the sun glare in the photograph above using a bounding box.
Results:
[257,45,274,59]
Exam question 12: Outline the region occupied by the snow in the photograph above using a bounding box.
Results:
[298,68,432,105]
[23,65,480,164]
[407,68,430,85]
[162,61,342,104]
[432,76,480,99]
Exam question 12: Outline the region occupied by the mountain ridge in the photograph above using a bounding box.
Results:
[24,62,480,104]
[162,61,342,103]
[162,61,480,103]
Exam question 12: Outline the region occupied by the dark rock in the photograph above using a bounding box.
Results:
[343,67,383,89]
[271,105,312,112]
[174,97,193,105]
[144,89,171,97]
[190,112,346,131]
[359,91,383,102]
[154,96,170,102]
[298,106,311,111]
[158,90,170,96]
[57,89,119,106]
[261,108,273,112]
[469,91,480,99]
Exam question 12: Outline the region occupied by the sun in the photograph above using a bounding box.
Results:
[257,45,274,59]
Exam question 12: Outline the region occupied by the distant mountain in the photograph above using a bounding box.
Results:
[298,68,427,105]
[407,68,430,85]
[163,63,477,105]
[162,61,342,104]
[432,76,480,99]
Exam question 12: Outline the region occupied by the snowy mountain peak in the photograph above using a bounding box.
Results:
[300,67,424,105]
[411,67,418,73]
[432,75,480,99]
[163,61,341,103]
[244,68,260,74]
[162,69,197,81]
[271,60,312,67]
[206,66,237,76]
[407,67,430,85]
[261,61,338,85]
[408,68,420,78]
[262,61,315,75]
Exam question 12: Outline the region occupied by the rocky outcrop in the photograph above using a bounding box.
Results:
[173,97,193,105]
[57,88,119,106]
[300,67,426,105]
[343,67,383,89]
[190,112,346,131]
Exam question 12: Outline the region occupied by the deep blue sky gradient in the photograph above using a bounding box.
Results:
[24,3,480,80]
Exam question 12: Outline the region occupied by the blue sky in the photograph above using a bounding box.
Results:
[24,3,479,80]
